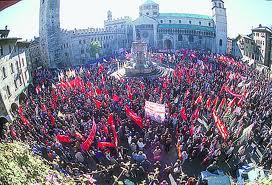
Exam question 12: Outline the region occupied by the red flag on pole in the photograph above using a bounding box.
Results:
[124,105,143,128]
[112,94,119,102]
[81,119,97,151]
[191,107,200,120]
[108,114,114,125]
[180,107,187,121]
[212,110,228,140]
[194,93,203,105]
[94,99,102,109]
[96,88,102,95]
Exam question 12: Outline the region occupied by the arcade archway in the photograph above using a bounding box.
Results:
[164,39,172,50]
[19,92,27,104]
[0,117,8,139]
[11,103,18,112]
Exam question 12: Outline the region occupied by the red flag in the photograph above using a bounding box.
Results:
[97,142,116,149]
[96,88,102,95]
[206,97,212,110]
[81,119,97,151]
[94,99,102,109]
[194,93,203,105]
[112,94,119,102]
[128,92,133,101]
[191,107,200,120]
[124,105,143,128]
[111,124,118,147]
[56,134,71,143]
[48,112,55,126]
[103,125,109,134]
[180,107,187,121]
[212,96,219,108]
[98,65,104,75]
[21,116,32,127]
[75,131,85,141]
[108,114,114,125]
[228,97,237,108]
[219,98,226,109]
[18,106,23,116]
[212,110,228,140]
[41,104,47,113]
[140,83,145,90]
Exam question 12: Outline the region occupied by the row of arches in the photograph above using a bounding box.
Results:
[0,91,28,139]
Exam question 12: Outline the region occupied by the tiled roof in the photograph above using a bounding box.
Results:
[158,13,213,20]
[158,24,215,32]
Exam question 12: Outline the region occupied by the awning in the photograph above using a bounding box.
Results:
[15,78,32,97]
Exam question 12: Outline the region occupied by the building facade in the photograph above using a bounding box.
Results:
[231,25,272,68]
[0,29,31,122]
[39,0,228,68]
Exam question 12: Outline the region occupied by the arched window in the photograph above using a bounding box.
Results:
[2,67,6,78]
[199,21,201,25]
[160,20,163,23]
[209,22,211,27]
[169,20,171,23]
[178,34,183,41]
[189,35,194,43]
[219,39,223,46]
[189,20,192,24]
[179,20,181,24]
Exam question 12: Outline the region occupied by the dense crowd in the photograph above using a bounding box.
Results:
[1,49,272,184]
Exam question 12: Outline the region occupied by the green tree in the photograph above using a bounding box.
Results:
[0,142,76,185]
[89,41,101,59]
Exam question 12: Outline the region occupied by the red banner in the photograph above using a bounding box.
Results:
[81,119,97,151]
[56,134,71,143]
[124,105,143,128]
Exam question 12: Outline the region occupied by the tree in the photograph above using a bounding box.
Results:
[89,41,101,59]
[0,142,76,184]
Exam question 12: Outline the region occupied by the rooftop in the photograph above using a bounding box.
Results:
[0,0,21,11]
[143,0,158,5]
[158,24,215,32]
[252,26,272,34]
[158,13,213,20]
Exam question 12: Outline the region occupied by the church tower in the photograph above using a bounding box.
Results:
[39,0,61,68]
[212,0,227,54]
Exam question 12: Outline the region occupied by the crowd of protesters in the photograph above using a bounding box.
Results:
[1,49,272,184]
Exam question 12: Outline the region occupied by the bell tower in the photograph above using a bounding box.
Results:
[39,0,61,68]
[212,0,227,54]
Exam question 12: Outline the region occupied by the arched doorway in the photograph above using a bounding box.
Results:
[19,92,27,105]
[0,117,8,139]
[11,103,18,113]
[164,39,172,50]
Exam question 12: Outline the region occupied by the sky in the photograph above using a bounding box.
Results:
[0,0,272,40]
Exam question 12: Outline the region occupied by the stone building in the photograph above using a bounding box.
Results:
[29,37,42,69]
[0,28,31,124]
[231,25,272,68]
[39,0,228,68]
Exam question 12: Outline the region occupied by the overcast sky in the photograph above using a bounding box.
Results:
[0,0,272,40]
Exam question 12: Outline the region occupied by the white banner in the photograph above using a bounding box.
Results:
[145,101,166,123]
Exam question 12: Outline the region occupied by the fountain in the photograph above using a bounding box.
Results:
[123,41,157,77]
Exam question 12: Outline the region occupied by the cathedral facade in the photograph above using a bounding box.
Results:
[39,0,227,68]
